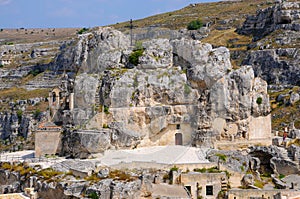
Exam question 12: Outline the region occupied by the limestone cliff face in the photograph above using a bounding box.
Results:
[58,27,270,151]
[239,1,300,86]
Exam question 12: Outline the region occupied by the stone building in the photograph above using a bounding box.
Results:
[34,121,62,157]
[180,172,228,199]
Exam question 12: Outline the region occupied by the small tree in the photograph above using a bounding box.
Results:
[187,19,203,30]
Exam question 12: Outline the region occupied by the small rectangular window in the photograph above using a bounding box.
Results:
[206,185,213,195]
[176,124,181,130]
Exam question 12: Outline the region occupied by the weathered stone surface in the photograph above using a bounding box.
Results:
[239,1,300,86]
[138,39,173,69]
[56,27,130,74]
[242,49,300,86]
[271,157,299,176]
[289,92,300,105]
[238,2,300,41]
[207,150,250,173]
[72,73,98,126]
[58,27,272,150]
[241,174,254,187]
[171,38,232,89]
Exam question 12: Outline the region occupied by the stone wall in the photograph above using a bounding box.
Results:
[248,115,272,140]
[35,131,61,157]
[228,189,300,199]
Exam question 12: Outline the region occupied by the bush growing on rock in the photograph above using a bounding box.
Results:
[129,49,144,66]
[187,19,203,30]
[256,97,263,105]
[77,27,89,34]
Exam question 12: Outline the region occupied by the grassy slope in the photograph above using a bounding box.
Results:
[113,0,271,49]
[113,0,271,30]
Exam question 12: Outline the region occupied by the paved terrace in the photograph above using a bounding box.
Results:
[99,145,210,166]
[0,146,211,170]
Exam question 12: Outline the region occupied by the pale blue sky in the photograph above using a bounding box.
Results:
[0,0,217,28]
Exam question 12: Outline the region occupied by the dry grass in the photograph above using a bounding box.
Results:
[113,0,271,30]
[0,28,78,44]
[0,87,49,101]
[202,28,252,49]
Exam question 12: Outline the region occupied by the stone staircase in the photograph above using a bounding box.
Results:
[221,177,228,191]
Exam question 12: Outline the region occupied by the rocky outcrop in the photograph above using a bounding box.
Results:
[54,27,271,152]
[55,27,130,74]
[242,48,300,86]
[0,166,162,199]
[238,1,300,86]
[207,150,250,173]
[0,40,71,89]
[238,1,300,41]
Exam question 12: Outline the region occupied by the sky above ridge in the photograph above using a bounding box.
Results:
[0,0,217,28]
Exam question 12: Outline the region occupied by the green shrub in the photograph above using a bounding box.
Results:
[215,153,227,162]
[170,166,179,172]
[17,110,23,122]
[184,84,191,95]
[103,106,109,114]
[256,97,263,105]
[0,64,3,68]
[279,173,285,179]
[5,42,14,45]
[129,49,144,66]
[33,109,41,119]
[88,192,99,199]
[29,69,41,76]
[187,19,203,30]
[77,27,89,34]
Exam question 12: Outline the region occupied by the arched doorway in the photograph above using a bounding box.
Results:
[175,133,183,145]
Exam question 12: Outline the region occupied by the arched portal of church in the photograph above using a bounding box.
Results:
[175,133,183,145]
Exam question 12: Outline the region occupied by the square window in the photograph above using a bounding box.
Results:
[206,185,213,195]
[176,124,181,130]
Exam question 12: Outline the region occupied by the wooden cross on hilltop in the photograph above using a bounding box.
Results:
[124,19,138,46]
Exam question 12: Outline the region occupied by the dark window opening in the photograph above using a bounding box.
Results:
[185,186,191,196]
[242,131,246,138]
[206,185,213,196]
[176,124,181,130]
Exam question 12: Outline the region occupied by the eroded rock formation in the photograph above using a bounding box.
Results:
[54,27,271,155]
